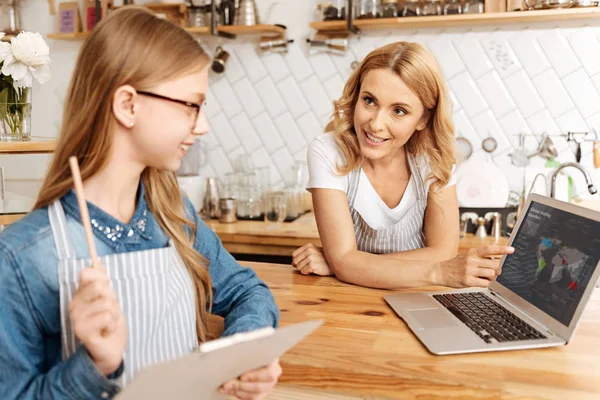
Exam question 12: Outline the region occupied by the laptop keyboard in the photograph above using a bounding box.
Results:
[433,293,547,344]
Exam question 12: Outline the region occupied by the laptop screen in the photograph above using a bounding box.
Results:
[496,200,600,327]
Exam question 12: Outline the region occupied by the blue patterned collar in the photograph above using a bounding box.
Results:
[61,180,153,249]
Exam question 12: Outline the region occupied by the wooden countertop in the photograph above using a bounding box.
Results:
[205,213,508,256]
[245,262,600,399]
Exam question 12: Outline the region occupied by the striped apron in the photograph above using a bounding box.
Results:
[49,200,198,386]
[347,153,427,254]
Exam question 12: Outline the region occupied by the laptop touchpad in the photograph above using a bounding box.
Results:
[407,309,459,329]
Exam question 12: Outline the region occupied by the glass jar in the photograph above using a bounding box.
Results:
[357,0,382,19]
[443,0,462,14]
[463,0,484,13]
[321,0,346,21]
[381,0,399,17]
[402,0,421,17]
[421,0,442,16]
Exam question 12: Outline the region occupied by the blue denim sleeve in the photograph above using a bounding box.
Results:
[0,249,123,399]
[184,199,279,336]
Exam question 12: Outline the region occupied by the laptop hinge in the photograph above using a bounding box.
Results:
[488,290,558,337]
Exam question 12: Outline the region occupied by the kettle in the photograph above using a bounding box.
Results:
[234,0,260,26]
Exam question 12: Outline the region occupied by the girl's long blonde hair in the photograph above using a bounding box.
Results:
[34,6,213,342]
[326,41,457,202]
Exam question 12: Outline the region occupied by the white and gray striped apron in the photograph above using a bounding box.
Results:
[49,200,198,386]
[347,153,428,254]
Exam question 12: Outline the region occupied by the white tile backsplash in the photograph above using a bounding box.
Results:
[271,146,295,181]
[503,70,545,118]
[532,69,575,117]
[211,113,240,152]
[449,72,488,118]
[299,75,333,118]
[252,112,284,153]
[233,78,265,118]
[211,79,243,119]
[476,71,517,118]
[567,28,600,77]
[254,76,287,118]
[277,76,311,118]
[274,113,307,154]
[562,69,600,119]
[509,31,552,78]
[537,29,581,78]
[230,113,262,153]
[15,0,600,194]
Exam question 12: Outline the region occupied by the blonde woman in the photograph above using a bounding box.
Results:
[0,7,280,400]
[292,42,513,289]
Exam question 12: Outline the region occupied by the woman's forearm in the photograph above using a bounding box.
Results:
[381,245,458,262]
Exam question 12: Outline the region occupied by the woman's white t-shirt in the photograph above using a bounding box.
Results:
[306,133,456,230]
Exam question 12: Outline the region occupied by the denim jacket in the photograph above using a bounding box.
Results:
[0,183,279,399]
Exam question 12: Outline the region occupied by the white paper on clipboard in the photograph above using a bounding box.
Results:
[116,320,323,400]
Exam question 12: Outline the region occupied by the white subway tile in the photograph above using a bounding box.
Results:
[296,112,323,143]
[537,29,581,78]
[204,87,222,118]
[274,113,307,154]
[498,110,532,148]
[427,37,466,79]
[276,76,310,118]
[503,70,545,118]
[331,51,357,81]
[555,109,589,133]
[470,110,512,154]
[254,77,287,118]
[223,51,245,84]
[271,146,295,181]
[526,110,561,135]
[250,147,281,184]
[449,89,461,112]
[260,52,291,83]
[453,110,480,147]
[251,112,284,153]
[207,146,233,178]
[454,36,493,80]
[299,75,333,118]
[532,69,575,117]
[508,31,551,78]
[562,69,600,119]
[210,113,240,152]
[235,43,267,83]
[294,148,309,163]
[211,79,243,119]
[283,45,314,82]
[567,27,600,77]
[308,53,337,82]
[448,72,488,118]
[593,73,600,95]
[480,38,521,78]
[586,112,600,132]
[230,113,262,153]
[323,74,345,102]
[200,127,220,150]
[232,78,265,118]
[476,71,517,118]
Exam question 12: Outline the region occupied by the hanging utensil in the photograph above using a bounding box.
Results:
[567,131,584,163]
[593,129,600,169]
[456,131,473,161]
[527,133,558,160]
[510,133,530,167]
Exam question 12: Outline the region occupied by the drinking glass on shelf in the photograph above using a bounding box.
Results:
[264,191,287,230]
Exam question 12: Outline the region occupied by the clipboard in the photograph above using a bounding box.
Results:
[116,320,323,399]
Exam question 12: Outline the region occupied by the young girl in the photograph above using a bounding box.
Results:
[0,7,280,399]
[293,42,513,289]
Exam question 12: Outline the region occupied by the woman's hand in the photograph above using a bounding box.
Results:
[292,244,334,276]
[435,245,515,288]
[69,262,127,376]
[219,359,282,399]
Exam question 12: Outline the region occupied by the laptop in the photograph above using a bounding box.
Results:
[385,193,600,355]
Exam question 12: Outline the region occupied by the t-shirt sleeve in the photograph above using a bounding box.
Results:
[306,135,348,193]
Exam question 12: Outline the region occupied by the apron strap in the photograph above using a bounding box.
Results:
[49,200,75,260]
[407,152,427,200]
[347,167,361,208]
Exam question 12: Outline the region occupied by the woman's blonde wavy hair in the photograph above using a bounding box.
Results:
[34,7,213,342]
[326,41,457,202]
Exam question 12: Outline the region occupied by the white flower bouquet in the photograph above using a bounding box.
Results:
[0,31,51,141]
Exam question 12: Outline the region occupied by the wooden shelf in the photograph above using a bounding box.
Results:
[49,24,285,40]
[310,7,600,32]
[0,138,57,154]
